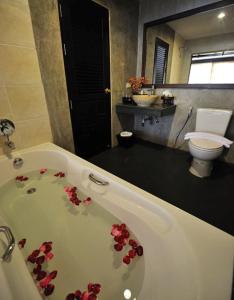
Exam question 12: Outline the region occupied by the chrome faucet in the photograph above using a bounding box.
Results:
[0,119,15,149]
[141,115,159,126]
[0,226,15,261]
[141,116,153,127]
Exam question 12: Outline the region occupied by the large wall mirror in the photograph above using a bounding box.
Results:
[142,1,234,88]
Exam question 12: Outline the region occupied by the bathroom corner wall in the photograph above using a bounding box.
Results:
[28,0,74,153]
[0,0,52,156]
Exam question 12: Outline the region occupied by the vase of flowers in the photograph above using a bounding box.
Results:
[127,77,147,94]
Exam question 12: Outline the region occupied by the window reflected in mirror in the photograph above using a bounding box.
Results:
[144,4,234,85]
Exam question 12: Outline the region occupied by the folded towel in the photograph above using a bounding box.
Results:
[184,132,233,148]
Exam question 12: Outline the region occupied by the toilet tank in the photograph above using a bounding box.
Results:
[195,108,232,136]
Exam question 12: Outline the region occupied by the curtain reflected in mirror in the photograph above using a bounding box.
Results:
[143,4,234,85]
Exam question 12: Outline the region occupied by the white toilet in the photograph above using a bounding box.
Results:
[188,108,232,178]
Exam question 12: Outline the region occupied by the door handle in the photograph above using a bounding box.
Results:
[0,226,15,261]
[104,88,111,94]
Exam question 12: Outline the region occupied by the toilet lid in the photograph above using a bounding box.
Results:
[190,138,223,150]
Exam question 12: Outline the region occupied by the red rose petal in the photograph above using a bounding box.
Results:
[36,255,45,265]
[18,238,26,249]
[36,270,47,281]
[136,245,143,256]
[114,243,123,251]
[122,229,130,239]
[39,275,51,288]
[123,255,131,265]
[44,284,55,296]
[129,239,138,248]
[33,264,41,275]
[88,294,97,300]
[48,270,57,280]
[75,290,82,297]
[45,252,54,261]
[91,284,101,295]
[66,294,76,300]
[128,249,137,258]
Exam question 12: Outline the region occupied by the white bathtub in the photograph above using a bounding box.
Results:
[0,143,233,300]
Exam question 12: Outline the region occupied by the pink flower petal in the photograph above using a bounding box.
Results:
[45,252,54,261]
[18,238,26,249]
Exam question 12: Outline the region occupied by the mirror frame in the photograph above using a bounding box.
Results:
[141,0,234,89]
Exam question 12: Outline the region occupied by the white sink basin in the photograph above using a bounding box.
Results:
[132,95,158,107]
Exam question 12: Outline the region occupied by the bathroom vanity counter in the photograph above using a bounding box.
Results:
[116,103,176,117]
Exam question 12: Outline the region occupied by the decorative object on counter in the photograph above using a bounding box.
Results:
[127,77,147,94]
[117,131,134,147]
[161,90,174,105]
[122,95,133,104]
[122,81,134,104]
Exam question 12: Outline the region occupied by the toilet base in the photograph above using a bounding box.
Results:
[189,158,213,178]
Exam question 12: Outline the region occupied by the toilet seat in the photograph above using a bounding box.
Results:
[190,138,223,151]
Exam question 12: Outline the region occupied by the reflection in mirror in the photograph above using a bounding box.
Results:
[144,4,234,85]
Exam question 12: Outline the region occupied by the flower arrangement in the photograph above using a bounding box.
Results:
[127,77,147,94]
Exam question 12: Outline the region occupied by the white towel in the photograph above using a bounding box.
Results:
[184,132,233,148]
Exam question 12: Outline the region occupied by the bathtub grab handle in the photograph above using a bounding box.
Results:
[0,226,15,261]
[89,173,109,186]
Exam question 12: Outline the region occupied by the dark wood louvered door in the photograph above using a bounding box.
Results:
[58,0,111,158]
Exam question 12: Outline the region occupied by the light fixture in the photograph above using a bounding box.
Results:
[124,289,132,299]
[217,12,226,19]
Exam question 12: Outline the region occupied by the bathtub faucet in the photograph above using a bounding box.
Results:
[0,226,15,261]
[0,119,15,149]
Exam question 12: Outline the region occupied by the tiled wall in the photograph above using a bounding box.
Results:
[0,0,52,156]
[28,0,74,153]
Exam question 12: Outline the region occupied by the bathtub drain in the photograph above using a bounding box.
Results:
[27,188,36,194]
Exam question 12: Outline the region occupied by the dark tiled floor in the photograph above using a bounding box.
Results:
[89,140,234,235]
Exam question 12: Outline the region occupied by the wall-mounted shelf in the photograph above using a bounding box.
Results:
[116,103,176,117]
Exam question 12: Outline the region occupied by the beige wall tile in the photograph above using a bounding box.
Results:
[0,0,34,47]
[15,117,52,149]
[6,84,48,121]
[0,86,12,118]
[0,45,42,85]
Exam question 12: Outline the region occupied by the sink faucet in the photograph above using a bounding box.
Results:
[141,116,153,126]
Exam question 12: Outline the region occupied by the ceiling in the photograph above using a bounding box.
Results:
[167,4,234,40]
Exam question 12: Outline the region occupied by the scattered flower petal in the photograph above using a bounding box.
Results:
[40,168,47,174]
[83,197,92,206]
[45,252,54,261]
[18,238,26,249]
[136,245,144,256]
[66,293,76,300]
[44,283,55,296]
[123,256,131,265]
[36,270,47,281]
